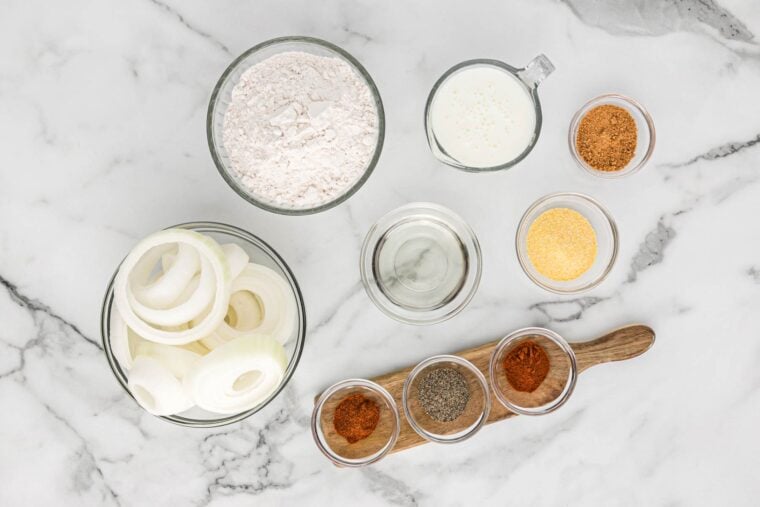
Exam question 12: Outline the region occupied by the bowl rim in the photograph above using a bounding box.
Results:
[402,354,491,443]
[311,378,400,467]
[359,201,483,325]
[568,93,656,179]
[206,35,386,215]
[488,327,578,415]
[515,192,619,295]
[99,221,307,428]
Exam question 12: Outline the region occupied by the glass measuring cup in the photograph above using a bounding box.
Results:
[424,54,554,172]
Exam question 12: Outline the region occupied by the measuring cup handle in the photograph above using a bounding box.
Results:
[518,54,555,88]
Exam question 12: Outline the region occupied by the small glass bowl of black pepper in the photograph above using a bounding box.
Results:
[489,327,577,415]
[311,378,400,467]
[402,355,490,444]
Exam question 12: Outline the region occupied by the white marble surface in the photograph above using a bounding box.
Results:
[2,0,760,504]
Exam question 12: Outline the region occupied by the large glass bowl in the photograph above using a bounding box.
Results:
[207,36,385,215]
[100,222,306,427]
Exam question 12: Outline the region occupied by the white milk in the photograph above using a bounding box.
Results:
[430,66,536,168]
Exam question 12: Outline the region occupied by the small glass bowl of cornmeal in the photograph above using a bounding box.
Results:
[516,193,618,294]
[360,203,482,324]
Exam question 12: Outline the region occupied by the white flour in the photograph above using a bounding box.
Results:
[222,51,379,209]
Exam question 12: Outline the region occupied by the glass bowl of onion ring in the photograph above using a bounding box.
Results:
[100,222,306,427]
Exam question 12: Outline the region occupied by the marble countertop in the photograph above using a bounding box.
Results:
[2,0,759,504]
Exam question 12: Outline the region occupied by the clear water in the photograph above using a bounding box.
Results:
[372,217,468,311]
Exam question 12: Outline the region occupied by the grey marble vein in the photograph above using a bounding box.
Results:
[309,281,364,334]
[0,274,102,350]
[146,0,232,56]
[200,410,295,502]
[628,220,677,283]
[561,0,754,42]
[530,296,607,323]
[41,400,121,506]
[664,133,760,168]
[360,468,421,506]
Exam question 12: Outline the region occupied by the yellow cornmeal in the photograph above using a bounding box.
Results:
[526,208,597,281]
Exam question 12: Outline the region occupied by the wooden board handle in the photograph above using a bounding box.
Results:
[571,324,655,373]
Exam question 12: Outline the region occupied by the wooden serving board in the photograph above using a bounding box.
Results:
[316,324,655,457]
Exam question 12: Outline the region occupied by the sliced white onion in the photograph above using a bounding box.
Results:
[181,340,210,356]
[113,229,231,345]
[200,291,263,349]
[226,264,296,344]
[221,243,249,280]
[135,342,202,379]
[133,242,200,309]
[170,275,200,307]
[227,290,263,330]
[200,332,227,351]
[109,307,143,370]
[184,334,287,414]
[129,244,175,288]
[129,256,216,327]
[161,251,176,272]
[128,356,194,416]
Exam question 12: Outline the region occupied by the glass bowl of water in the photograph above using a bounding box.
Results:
[360,202,482,325]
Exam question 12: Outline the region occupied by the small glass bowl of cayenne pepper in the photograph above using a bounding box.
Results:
[489,327,578,415]
[311,379,400,467]
[568,93,655,178]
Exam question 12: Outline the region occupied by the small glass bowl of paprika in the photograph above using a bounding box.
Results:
[489,327,577,415]
[311,378,400,467]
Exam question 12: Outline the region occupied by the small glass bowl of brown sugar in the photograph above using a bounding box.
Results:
[311,379,400,467]
[402,355,491,443]
[569,93,655,178]
[489,328,577,415]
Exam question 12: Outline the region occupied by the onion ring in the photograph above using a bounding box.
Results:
[129,256,216,327]
[114,229,230,345]
[221,243,249,280]
[128,356,194,416]
[184,334,286,414]
[133,243,200,309]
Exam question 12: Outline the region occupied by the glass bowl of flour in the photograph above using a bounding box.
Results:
[207,36,385,215]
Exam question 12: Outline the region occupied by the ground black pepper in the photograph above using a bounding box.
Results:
[417,367,470,422]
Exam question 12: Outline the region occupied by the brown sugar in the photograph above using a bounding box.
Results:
[576,104,637,172]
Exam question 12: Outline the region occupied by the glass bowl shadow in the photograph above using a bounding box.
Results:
[100,221,306,428]
[207,36,385,215]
